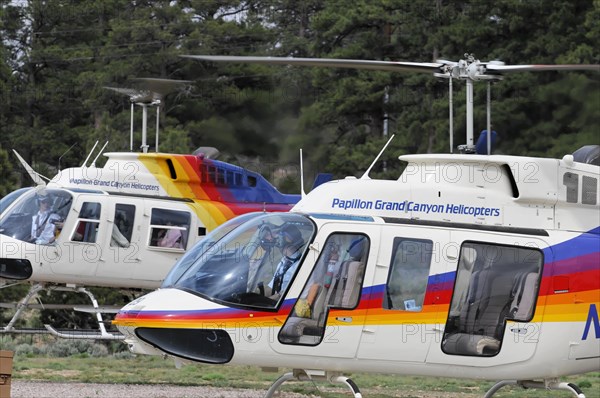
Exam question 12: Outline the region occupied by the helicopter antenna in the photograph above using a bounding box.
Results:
[361,134,395,180]
[58,143,77,171]
[487,82,492,155]
[91,141,109,168]
[299,149,306,198]
[155,104,160,153]
[449,75,454,153]
[130,102,134,151]
[82,141,99,167]
[12,149,49,186]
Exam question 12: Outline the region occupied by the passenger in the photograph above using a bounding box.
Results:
[111,224,130,248]
[158,226,184,248]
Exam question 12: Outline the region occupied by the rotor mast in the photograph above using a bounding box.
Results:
[434,54,503,154]
[105,78,190,153]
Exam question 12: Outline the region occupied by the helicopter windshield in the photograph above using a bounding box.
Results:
[1,187,34,215]
[0,188,73,245]
[162,212,268,288]
[174,213,314,309]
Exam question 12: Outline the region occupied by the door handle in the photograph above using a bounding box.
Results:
[336,316,352,323]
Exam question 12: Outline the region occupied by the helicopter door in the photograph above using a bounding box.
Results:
[50,197,106,277]
[427,231,547,365]
[356,225,451,363]
[269,223,378,358]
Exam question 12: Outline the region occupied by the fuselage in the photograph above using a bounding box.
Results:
[0,151,299,288]
[114,152,600,379]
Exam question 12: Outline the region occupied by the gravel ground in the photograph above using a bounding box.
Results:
[6,380,491,398]
[10,380,316,398]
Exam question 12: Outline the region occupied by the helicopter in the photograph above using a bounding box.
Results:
[113,55,599,397]
[0,79,309,340]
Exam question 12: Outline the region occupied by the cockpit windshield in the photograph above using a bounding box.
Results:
[1,187,34,215]
[162,212,267,288]
[174,213,315,309]
[0,189,73,245]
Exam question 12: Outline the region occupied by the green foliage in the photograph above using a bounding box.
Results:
[1,0,597,187]
[0,146,19,196]
[0,0,598,332]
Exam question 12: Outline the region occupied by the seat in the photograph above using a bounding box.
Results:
[331,260,365,308]
[449,247,477,317]
[509,271,538,320]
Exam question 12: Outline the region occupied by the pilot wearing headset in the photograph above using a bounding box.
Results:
[30,194,62,245]
[265,224,305,300]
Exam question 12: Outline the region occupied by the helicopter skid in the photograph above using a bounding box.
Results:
[2,283,124,340]
[264,369,362,398]
[44,324,123,340]
[484,379,586,398]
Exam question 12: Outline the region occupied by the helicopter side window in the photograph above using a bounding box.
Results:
[582,175,597,205]
[110,204,135,248]
[234,173,242,186]
[216,168,226,185]
[72,202,101,243]
[148,208,190,250]
[563,172,578,203]
[442,242,543,357]
[279,234,369,345]
[383,238,433,312]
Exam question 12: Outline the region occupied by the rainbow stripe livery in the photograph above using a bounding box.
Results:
[114,153,599,390]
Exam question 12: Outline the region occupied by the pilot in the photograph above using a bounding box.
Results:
[247,225,276,290]
[265,224,305,300]
[30,194,62,245]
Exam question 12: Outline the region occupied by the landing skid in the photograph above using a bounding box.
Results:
[264,369,361,398]
[1,283,124,340]
[485,379,586,398]
[44,324,123,340]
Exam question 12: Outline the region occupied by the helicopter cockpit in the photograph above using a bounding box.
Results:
[172,213,315,309]
[0,188,73,245]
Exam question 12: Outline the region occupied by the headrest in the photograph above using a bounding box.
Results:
[348,237,366,261]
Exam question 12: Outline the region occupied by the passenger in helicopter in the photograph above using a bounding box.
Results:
[262,224,305,300]
[111,224,130,247]
[292,241,340,319]
[157,223,184,248]
[30,194,62,245]
[110,211,130,248]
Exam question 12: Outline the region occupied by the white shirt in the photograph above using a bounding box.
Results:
[31,211,61,244]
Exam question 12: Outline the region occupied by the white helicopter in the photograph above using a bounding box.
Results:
[0,79,306,340]
[114,55,599,397]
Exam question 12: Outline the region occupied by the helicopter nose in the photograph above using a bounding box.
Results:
[0,258,33,280]
[0,236,34,280]
[115,289,235,364]
[135,327,234,364]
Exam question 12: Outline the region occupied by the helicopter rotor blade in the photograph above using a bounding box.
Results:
[183,55,600,79]
[485,63,600,73]
[181,55,444,74]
